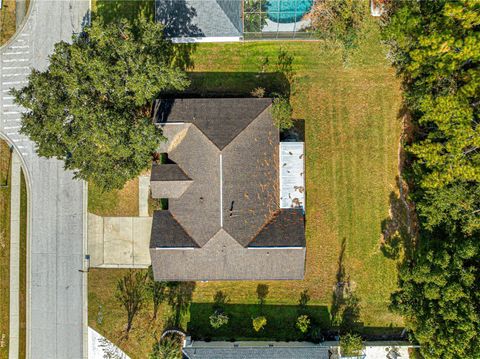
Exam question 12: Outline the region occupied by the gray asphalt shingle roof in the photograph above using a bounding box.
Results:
[155,0,242,38]
[150,98,306,280]
[151,163,191,181]
[153,98,273,150]
[183,346,331,359]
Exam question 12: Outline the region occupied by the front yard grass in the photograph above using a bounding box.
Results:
[0,141,27,358]
[88,178,139,217]
[88,17,404,358]
[0,140,12,357]
[0,0,16,45]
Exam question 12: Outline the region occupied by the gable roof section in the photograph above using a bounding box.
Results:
[221,107,279,246]
[151,163,191,182]
[150,211,199,248]
[248,208,306,248]
[153,98,272,150]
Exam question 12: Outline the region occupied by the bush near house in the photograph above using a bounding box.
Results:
[252,316,267,332]
[339,333,364,357]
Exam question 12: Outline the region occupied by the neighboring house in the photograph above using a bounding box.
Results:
[155,0,243,42]
[155,0,316,42]
[149,98,306,281]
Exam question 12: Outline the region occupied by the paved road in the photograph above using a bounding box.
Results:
[0,1,90,358]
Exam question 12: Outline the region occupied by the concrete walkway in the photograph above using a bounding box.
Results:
[139,175,150,217]
[8,152,21,359]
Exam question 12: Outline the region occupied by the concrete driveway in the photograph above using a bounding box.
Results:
[88,214,152,268]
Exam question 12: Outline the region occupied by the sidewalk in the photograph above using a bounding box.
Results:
[8,152,20,359]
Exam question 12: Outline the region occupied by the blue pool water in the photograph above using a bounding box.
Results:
[266,0,314,23]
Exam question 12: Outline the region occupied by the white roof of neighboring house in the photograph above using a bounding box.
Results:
[280,142,305,209]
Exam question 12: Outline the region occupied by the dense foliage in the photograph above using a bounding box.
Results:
[271,97,293,130]
[339,333,363,356]
[307,0,366,49]
[12,17,190,191]
[149,336,182,359]
[383,1,480,358]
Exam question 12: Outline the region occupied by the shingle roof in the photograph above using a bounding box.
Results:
[151,163,191,182]
[183,346,331,359]
[153,98,273,150]
[150,98,306,280]
[155,0,242,38]
[150,211,199,248]
[249,209,306,248]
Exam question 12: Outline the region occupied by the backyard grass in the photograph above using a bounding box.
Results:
[88,16,404,358]
[0,0,16,45]
[0,140,11,358]
[88,179,139,217]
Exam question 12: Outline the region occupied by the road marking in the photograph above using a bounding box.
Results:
[3,81,27,85]
[3,51,30,55]
[2,66,29,70]
[9,45,29,49]
[2,59,29,63]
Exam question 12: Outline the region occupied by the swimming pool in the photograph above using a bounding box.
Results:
[266,0,314,23]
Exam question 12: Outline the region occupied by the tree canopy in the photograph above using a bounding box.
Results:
[12,16,191,191]
[383,1,480,357]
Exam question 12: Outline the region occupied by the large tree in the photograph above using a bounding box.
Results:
[383,1,480,358]
[12,17,191,191]
[391,229,480,359]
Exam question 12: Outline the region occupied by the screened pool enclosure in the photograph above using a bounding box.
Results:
[243,0,315,39]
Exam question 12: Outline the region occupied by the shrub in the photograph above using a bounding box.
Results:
[209,311,229,329]
[296,315,311,333]
[251,87,265,98]
[271,97,293,130]
[339,333,363,356]
[307,0,366,49]
[252,316,267,332]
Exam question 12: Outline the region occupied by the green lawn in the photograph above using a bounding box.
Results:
[19,172,27,359]
[92,0,154,23]
[0,141,27,359]
[88,178,139,217]
[0,0,16,45]
[0,140,12,357]
[89,17,404,358]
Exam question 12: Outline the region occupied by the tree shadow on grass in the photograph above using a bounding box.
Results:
[188,303,330,342]
[330,238,363,336]
[165,281,196,329]
[95,0,155,23]
[380,189,417,261]
[178,71,291,98]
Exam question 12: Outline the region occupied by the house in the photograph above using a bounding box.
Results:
[155,0,316,42]
[149,98,306,281]
[155,0,243,42]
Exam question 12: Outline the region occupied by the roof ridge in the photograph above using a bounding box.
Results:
[220,100,273,152]
[168,211,201,248]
